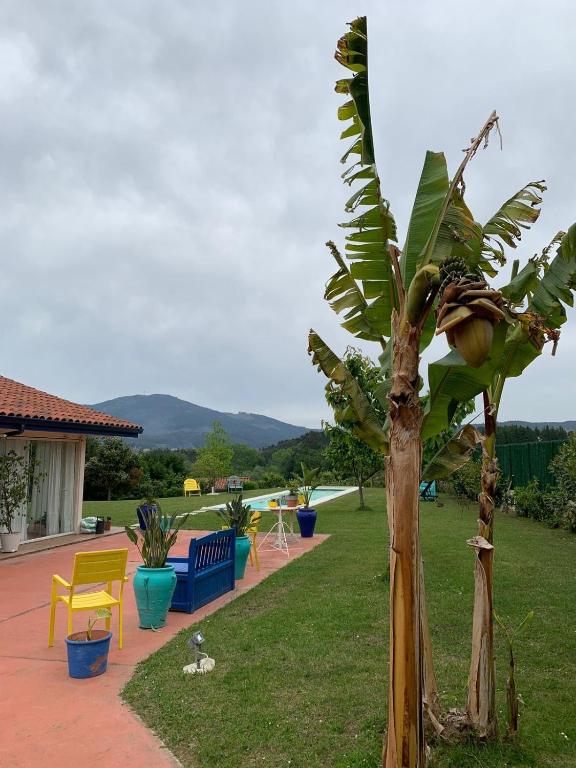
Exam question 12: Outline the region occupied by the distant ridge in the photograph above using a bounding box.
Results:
[499,420,576,432]
[90,393,313,449]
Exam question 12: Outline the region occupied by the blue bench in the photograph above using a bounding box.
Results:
[419,481,437,501]
[167,529,236,613]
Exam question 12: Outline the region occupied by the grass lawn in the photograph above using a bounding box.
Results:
[112,488,576,767]
[82,488,286,530]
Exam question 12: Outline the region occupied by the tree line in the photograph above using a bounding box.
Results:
[82,421,368,501]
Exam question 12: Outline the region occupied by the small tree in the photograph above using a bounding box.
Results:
[323,348,385,509]
[324,424,380,508]
[192,421,233,488]
[84,437,140,501]
[0,451,31,534]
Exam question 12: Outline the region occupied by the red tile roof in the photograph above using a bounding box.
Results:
[0,376,141,434]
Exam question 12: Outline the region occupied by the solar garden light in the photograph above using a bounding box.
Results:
[183,631,215,675]
[191,631,204,668]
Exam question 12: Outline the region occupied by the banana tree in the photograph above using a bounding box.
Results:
[308,17,519,766]
[310,15,576,764]
[425,227,576,738]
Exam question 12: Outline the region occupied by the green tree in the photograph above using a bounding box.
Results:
[268,447,294,479]
[323,348,383,510]
[138,449,190,498]
[192,421,233,488]
[231,443,262,474]
[323,424,380,509]
[84,438,140,501]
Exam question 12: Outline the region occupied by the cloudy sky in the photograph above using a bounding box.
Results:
[1,0,574,428]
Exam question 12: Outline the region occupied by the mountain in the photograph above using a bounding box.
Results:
[90,394,314,449]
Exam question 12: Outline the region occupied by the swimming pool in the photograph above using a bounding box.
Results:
[211,486,357,511]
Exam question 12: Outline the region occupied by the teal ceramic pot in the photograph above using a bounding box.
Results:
[235,535,251,580]
[133,565,177,629]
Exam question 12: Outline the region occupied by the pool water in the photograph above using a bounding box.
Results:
[239,487,353,511]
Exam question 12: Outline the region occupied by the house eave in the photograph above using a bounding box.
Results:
[0,415,142,438]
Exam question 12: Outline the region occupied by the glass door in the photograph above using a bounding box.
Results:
[27,440,79,539]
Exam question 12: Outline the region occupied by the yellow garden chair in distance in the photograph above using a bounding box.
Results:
[48,548,129,649]
[184,478,201,496]
[247,510,262,571]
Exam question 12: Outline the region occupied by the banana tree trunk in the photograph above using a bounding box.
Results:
[383,315,426,768]
[421,558,442,737]
[466,391,499,739]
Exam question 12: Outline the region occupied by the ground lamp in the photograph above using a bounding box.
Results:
[183,631,215,675]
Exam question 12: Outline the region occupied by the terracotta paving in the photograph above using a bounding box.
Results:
[0,527,123,562]
[0,529,328,768]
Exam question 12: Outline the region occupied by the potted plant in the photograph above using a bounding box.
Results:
[0,450,41,553]
[65,608,112,679]
[286,487,299,508]
[291,463,320,538]
[214,494,253,579]
[125,499,188,629]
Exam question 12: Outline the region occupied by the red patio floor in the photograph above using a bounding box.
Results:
[0,529,328,768]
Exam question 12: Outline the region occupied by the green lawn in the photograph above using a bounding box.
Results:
[113,488,576,767]
[82,488,286,530]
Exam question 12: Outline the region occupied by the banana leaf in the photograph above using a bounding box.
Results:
[422,425,482,481]
[482,181,546,261]
[334,16,398,336]
[324,243,387,341]
[499,259,539,304]
[493,224,576,380]
[400,151,449,288]
[308,329,388,452]
[529,224,576,329]
[423,224,576,440]
[422,321,508,440]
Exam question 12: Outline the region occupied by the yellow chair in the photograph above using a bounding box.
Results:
[184,478,201,496]
[48,548,129,649]
[247,511,262,571]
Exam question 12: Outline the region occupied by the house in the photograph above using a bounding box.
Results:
[0,376,142,543]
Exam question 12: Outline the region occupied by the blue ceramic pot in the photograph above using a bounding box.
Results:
[133,565,177,629]
[65,630,112,679]
[296,508,317,538]
[235,535,251,580]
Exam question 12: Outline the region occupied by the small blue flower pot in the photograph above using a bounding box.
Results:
[65,630,112,679]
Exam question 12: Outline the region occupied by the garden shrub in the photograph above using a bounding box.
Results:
[549,433,576,500]
[512,436,576,532]
[513,480,568,528]
[514,480,548,520]
[562,501,576,533]
[258,472,285,489]
[450,456,482,502]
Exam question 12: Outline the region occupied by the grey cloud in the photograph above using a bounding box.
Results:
[0,0,574,429]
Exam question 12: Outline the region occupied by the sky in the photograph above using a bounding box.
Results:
[0,0,575,429]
